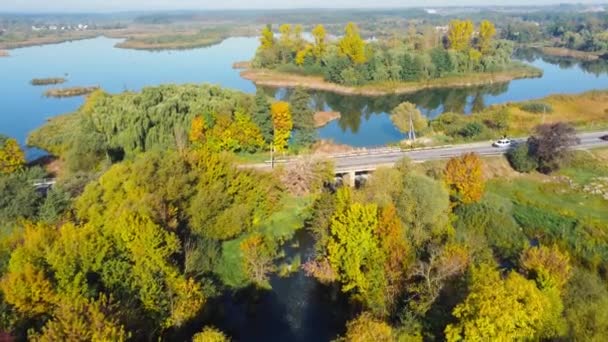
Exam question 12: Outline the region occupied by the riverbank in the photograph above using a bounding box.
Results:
[114,31,227,50]
[240,63,543,96]
[314,111,341,128]
[31,77,67,86]
[44,86,99,98]
[540,46,602,61]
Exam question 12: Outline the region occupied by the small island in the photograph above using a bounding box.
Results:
[30,77,67,86]
[244,21,543,96]
[44,86,99,98]
[115,29,228,50]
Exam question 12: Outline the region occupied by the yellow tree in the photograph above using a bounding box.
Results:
[295,45,313,66]
[270,101,293,152]
[0,135,25,174]
[279,24,293,49]
[312,24,328,59]
[192,327,230,342]
[448,19,474,52]
[444,153,485,204]
[521,245,572,291]
[189,116,205,143]
[339,22,367,64]
[478,20,497,55]
[445,264,558,341]
[260,24,274,50]
[343,312,393,342]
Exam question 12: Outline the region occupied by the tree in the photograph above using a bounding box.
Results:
[528,122,579,173]
[342,312,393,342]
[507,142,538,173]
[478,20,497,55]
[312,24,328,60]
[271,101,293,152]
[189,116,206,144]
[0,135,25,175]
[445,264,558,341]
[192,327,230,342]
[377,204,410,312]
[260,24,274,50]
[279,24,293,49]
[240,233,276,288]
[32,295,128,342]
[444,153,485,204]
[339,22,367,64]
[390,102,427,138]
[252,88,273,144]
[327,188,386,311]
[289,88,317,148]
[564,268,608,341]
[521,245,571,291]
[448,20,474,52]
[409,244,469,314]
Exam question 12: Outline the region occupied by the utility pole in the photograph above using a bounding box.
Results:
[409,110,416,142]
[270,143,275,169]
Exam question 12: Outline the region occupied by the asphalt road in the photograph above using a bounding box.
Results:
[254,131,608,173]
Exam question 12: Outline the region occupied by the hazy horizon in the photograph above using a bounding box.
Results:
[1,0,606,13]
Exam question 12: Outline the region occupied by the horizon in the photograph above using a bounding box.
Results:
[1,0,606,14]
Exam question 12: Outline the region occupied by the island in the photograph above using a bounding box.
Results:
[44,86,99,98]
[0,50,8,57]
[244,21,543,96]
[30,77,67,86]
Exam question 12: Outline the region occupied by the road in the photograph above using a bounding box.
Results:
[256,131,608,173]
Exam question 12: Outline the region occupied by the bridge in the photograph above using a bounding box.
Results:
[32,178,57,191]
[257,131,608,187]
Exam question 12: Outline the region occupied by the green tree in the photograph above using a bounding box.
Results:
[390,102,427,137]
[252,89,273,144]
[289,88,317,148]
[338,22,367,64]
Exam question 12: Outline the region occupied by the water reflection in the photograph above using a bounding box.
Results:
[265,50,608,147]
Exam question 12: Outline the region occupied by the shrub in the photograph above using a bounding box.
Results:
[507,143,538,173]
[519,102,553,114]
[459,122,484,138]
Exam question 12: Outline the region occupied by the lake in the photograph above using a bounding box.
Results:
[1,36,607,153]
[2,36,608,341]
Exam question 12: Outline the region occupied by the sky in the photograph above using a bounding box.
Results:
[1,0,606,12]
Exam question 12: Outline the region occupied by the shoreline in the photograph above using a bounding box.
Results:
[240,63,543,96]
[0,50,8,57]
[44,86,99,98]
[540,46,602,61]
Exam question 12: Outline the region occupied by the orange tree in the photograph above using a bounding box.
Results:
[444,153,485,204]
[271,101,293,152]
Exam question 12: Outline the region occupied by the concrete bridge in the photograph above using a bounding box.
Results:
[256,131,608,186]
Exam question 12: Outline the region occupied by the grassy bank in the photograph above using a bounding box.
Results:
[429,90,608,144]
[115,30,228,50]
[30,77,67,86]
[241,62,542,97]
[540,46,603,61]
[44,86,99,98]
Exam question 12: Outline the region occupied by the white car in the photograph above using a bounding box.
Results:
[493,138,513,148]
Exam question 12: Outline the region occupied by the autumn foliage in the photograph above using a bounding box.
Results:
[271,101,293,152]
[444,153,485,204]
[0,135,25,175]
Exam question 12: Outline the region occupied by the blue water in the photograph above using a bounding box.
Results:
[1,36,607,154]
[0,36,257,158]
